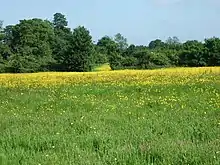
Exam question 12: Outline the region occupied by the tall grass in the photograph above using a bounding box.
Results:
[0,67,220,164]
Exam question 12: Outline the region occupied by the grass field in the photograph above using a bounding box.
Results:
[0,67,220,165]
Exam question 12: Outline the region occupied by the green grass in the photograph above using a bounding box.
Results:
[0,82,220,164]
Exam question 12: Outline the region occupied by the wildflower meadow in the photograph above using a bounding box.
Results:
[0,67,220,165]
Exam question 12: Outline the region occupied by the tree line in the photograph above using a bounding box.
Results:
[0,13,220,73]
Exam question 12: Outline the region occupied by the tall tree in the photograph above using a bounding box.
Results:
[166,36,180,45]
[7,18,55,72]
[114,33,128,51]
[51,13,72,71]
[179,40,206,67]
[4,25,14,49]
[64,26,94,72]
[148,39,166,49]
[0,20,5,71]
[0,20,3,41]
[97,36,119,54]
[97,36,123,69]
[0,21,13,72]
[204,37,220,66]
[53,13,68,29]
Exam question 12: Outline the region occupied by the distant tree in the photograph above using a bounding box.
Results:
[97,36,124,69]
[122,44,136,57]
[53,13,68,29]
[165,36,183,51]
[0,44,12,61]
[52,27,72,69]
[148,39,166,49]
[135,50,171,69]
[108,52,124,70]
[3,25,14,49]
[114,33,128,51]
[0,21,11,72]
[163,49,180,66]
[97,36,119,55]
[136,50,151,69]
[64,26,94,72]
[51,13,72,70]
[1,14,220,73]
[149,52,171,67]
[6,18,55,72]
[0,20,3,31]
[204,37,220,66]
[0,20,4,41]
[179,40,206,67]
[166,36,180,45]
[93,45,108,64]
[0,20,3,28]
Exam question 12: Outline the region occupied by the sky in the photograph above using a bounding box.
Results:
[0,0,220,45]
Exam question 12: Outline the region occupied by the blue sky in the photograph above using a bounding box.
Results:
[1,0,220,45]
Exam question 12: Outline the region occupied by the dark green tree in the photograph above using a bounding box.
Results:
[7,18,55,72]
[136,50,151,69]
[123,44,136,56]
[179,40,206,67]
[121,44,138,68]
[0,20,4,42]
[64,26,94,72]
[93,45,108,65]
[97,36,119,55]
[0,21,5,72]
[114,33,128,51]
[204,37,220,66]
[53,13,68,29]
[166,36,182,50]
[0,20,3,28]
[0,21,13,72]
[4,25,14,49]
[51,13,72,70]
[97,36,124,69]
[148,39,166,49]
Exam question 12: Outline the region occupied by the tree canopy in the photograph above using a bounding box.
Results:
[0,13,220,73]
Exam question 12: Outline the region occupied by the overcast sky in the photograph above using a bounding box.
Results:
[1,0,220,45]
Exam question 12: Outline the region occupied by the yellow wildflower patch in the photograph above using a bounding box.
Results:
[0,67,219,88]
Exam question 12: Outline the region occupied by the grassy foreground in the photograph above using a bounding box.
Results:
[0,67,220,165]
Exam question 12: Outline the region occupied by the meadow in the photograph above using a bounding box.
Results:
[0,67,220,165]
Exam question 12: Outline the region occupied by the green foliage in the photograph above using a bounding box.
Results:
[4,25,14,49]
[93,46,108,65]
[122,56,137,68]
[97,36,119,55]
[63,26,94,72]
[96,36,123,70]
[135,49,150,69]
[149,39,166,49]
[179,40,206,67]
[51,24,72,71]
[204,37,220,66]
[0,20,4,41]
[5,19,55,72]
[51,13,71,71]
[1,14,220,73]
[108,52,124,70]
[53,13,68,29]
[114,33,128,51]
[166,36,180,46]
[149,52,171,66]
[0,20,3,29]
